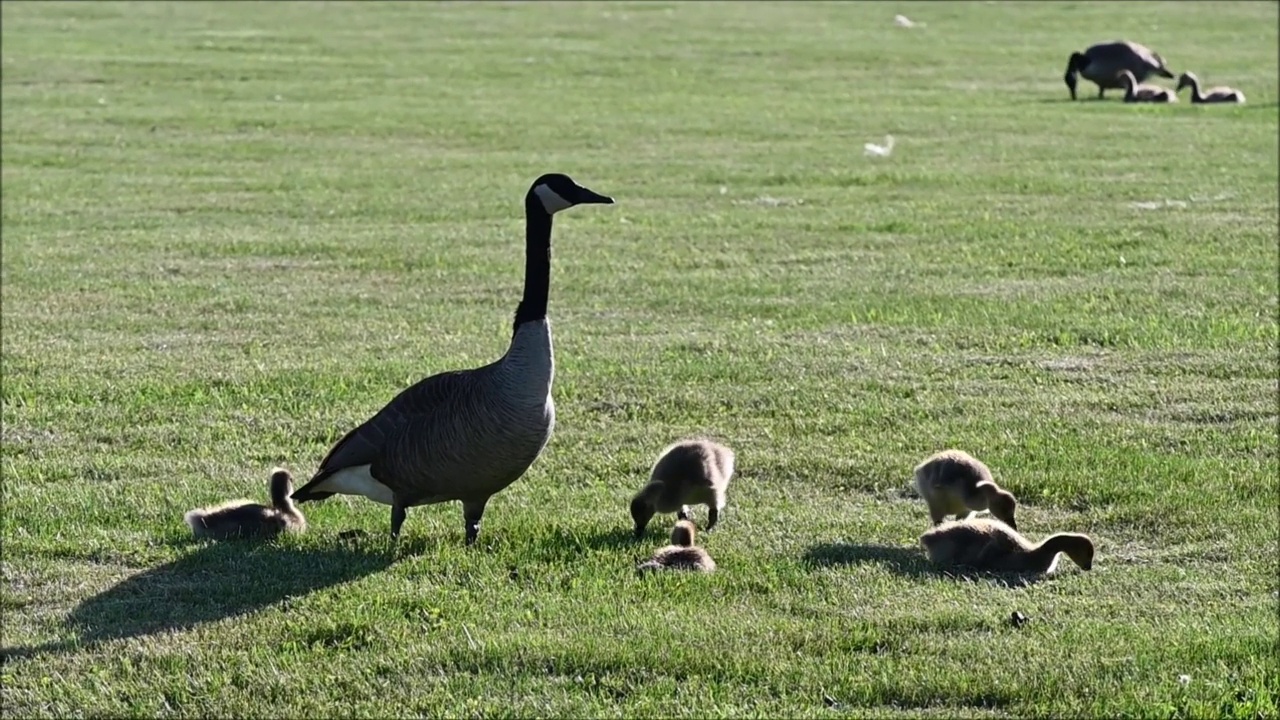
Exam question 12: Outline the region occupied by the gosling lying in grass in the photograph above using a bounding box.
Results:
[919,518,1094,574]
[1117,68,1177,103]
[630,438,735,538]
[1176,71,1246,104]
[913,449,1018,530]
[637,520,716,573]
[185,467,307,540]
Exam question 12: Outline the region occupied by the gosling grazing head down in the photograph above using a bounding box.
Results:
[913,449,1018,530]
[920,518,1094,574]
[184,467,307,541]
[1176,71,1246,104]
[637,520,717,573]
[630,438,736,538]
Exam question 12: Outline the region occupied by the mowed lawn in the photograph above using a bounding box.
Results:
[2,1,1277,717]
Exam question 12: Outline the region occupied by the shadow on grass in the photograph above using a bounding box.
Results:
[803,542,937,576]
[802,542,1061,588]
[1,540,391,663]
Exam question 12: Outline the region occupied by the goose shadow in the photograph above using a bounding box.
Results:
[2,540,391,663]
[802,542,1064,587]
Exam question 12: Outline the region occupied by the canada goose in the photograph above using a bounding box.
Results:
[913,449,1018,530]
[1117,69,1177,104]
[919,518,1094,574]
[1063,40,1174,100]
[630,438,735,538]
[637,520,717,573]
[290,173,614,545]
[1176,71,1246,104]
[185,467,307,540]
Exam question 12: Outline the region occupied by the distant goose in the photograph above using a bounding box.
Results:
[637,520,717,573]
[291,174,614,545]
[1176,71,1246,104]
[913,449,1018,530]
[185,467,307,540]
[1063,40,1174,100]
[1117,69,1177,104]
[630,438,735,538]
[920,518,1094,574]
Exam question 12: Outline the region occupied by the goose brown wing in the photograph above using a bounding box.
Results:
[308,368,478,484]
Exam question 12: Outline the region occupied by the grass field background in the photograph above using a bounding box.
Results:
[2,1,1277,717]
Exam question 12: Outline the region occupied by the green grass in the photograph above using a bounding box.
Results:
[2,0,1278,717]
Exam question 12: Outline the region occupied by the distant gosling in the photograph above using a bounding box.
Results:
[1176,71,1246,104]
[630,438,735,538]
[185,467,307,540]
[913,449,1018,530]
[637,520,717,573]
[920,518,1094,574]
[1117,69,1177,103]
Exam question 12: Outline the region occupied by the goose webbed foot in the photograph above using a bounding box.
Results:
[463,498,488,546]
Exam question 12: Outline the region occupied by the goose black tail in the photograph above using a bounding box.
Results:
[290,471,337,504]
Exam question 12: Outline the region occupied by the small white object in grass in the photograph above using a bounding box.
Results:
[894,14,923,28]
[864,135,895,157]
[1130,199,1187,210]
[719,186,728,195]
[1178,674,1191,686]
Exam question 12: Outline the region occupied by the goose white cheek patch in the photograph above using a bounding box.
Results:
[533,184,573,214]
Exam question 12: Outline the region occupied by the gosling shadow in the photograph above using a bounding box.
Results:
[1,540,391,663]
[803,542,937,577]
[801,542,1067,588]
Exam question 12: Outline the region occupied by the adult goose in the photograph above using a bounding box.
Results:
[291,173,614,545]
[1063,41,1174,100]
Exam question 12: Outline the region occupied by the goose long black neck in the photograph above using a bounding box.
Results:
[512,197,553,334]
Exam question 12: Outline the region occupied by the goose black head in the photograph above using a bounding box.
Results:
[528,173,614,216]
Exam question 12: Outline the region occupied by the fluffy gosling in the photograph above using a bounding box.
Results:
[1176,71,1246,104]
[630,438,735,538]
[185,467,307,540]
[1117,69,1177,103]
[919,518,1094,574]
[913,449,1018,530]
[637,520,717,573]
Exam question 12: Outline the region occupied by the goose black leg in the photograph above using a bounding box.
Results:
[1097,87,1105,99]
[462,498,489,546]
[390,501,407,540]
[706,505,719,531]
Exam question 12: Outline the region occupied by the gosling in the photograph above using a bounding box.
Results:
[637,520,717,573]
[913,449,1018,530]
[630,438,735,538]
[185,467,307,540]
[1117,69,1177,103]
[1176,71,1246,104]
[920,518,1094,574]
